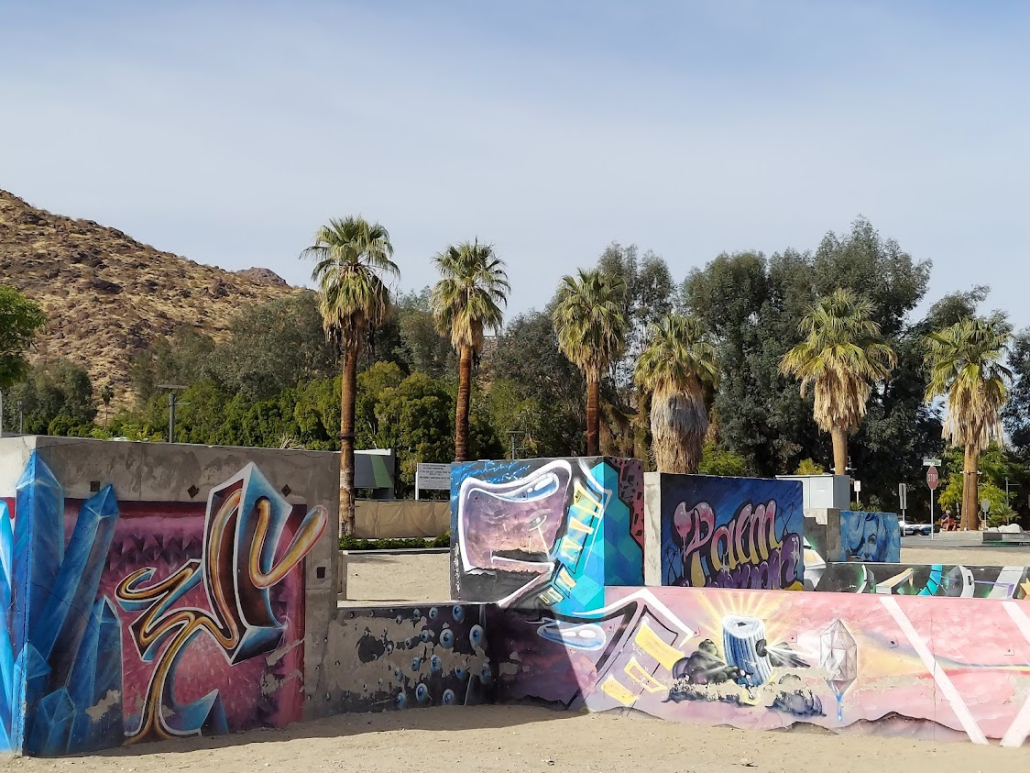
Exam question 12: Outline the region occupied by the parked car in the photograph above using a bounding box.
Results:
[898,518,940,536]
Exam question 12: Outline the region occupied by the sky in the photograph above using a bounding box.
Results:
[1,0,1029,328]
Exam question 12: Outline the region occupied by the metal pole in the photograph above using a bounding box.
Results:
[930,487,935,541]
[17,400,22,434]
[168,393,175,443]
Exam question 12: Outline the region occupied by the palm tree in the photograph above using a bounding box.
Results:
[924,317,1011,530]
[634,314,719,473]
[430,240,510,462]
[780,289,897,476]
[302,217,397,536]
[552,269,627,456]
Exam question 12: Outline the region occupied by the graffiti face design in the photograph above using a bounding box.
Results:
[116,464,327,742]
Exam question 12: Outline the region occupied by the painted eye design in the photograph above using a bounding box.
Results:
[411,658,421,671]
[469,625,484,648]
[395,691,407,708]
[415,683,430,703]
[412,609,422,620]
[440,629,455,648]
[420,629,433,642]
[404,637,414,649]
[393,668,403,680]
[442,689,456,705]
[480,664,492,682]
[430,655,442,672]
[429,607,439,620]
[395,615,404,625]
[452,605,464,622]
[455,668,467,681]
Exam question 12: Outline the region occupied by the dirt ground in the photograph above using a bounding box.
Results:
[3,706,1028,773]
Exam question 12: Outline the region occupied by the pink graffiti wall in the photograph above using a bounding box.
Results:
[490,586,1030,746]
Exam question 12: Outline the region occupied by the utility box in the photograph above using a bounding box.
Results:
[776,473,851,511]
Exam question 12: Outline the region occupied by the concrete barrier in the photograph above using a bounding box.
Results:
[354,499,449,538]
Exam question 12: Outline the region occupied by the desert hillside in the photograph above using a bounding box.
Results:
[0,190,298,404]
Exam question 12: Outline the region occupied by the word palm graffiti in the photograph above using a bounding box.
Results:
[115,465,328,742]
[668,501,802,590]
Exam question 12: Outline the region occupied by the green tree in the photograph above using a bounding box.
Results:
[795,458,825,475]
[780,289,897,475]
[552,269,628,456]
[213,293,338,400]
[698,441,748,476]
[486,311,585,456]
[634,315,718,473]
[129,327,216,404]
[303,217,398,536]
[7,360,97,433]
[0,285,46,388]
[1004,328,1030,456]
[925,317,1012,530]
[430,240,509,462]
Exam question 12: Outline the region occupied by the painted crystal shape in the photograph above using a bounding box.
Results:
[820,618,858,720]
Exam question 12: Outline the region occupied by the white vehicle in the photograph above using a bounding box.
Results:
[897,518,937,536]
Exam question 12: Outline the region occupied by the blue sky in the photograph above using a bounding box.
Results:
[2,1,1028,328]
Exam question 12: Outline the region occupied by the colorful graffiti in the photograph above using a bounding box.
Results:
[656,476,804,590]
[324,605,492,712]
[490,586,1030,746]
[817,562,1030,599]
[0,453,326,756]
[841,511,901,563]
[450,457,643,613]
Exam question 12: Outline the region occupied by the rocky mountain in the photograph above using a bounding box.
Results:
[0,190,299,405]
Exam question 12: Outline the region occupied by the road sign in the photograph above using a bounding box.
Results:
[980,497,991,514]
[853,480,861,493]
[926,466,939,491]
[922,457,942,467]
[898,483,908,510]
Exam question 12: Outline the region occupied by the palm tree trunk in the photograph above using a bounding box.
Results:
[831,426,848,476]
[339,343,358,538]
[455,344,472,462]
[586,374,600,456]
[962,445,981,531]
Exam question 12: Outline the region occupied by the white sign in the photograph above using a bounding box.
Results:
[980,497,991,514]
[853,480,861,493]
[922,457,942,467]
[415,463,452,496]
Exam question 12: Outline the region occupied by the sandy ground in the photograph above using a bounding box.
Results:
[3,706,1029,773]
[337,537,1030,607]
[9,543,1026,770]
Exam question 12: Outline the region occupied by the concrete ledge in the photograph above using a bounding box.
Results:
[983,531,1030,545]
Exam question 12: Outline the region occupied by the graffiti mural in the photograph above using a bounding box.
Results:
[841,511,901,563]
[654,476,804,590]
[0,452,326,756]
[450,457,643,613]
[322,605,492,712]
[816,562,1030,599]
[490,586,1030,746]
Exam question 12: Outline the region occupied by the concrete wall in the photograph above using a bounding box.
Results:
[308,604,492,716]
[802,508,843,590]
[815,562,1030,598]
[0,436,339,756]
[840,510,901,562]
[643,474,804,590]
[489,585,1030,746]
[449,457,644,613]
